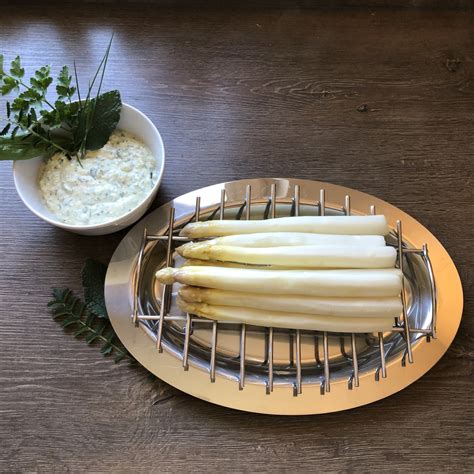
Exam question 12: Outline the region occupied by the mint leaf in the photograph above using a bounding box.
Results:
[82,259,108,319]
[0,54,4,76]
[83,90,121,151]
[10,56,24,78]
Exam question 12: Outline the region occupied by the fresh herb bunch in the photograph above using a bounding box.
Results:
[0,36,121,162]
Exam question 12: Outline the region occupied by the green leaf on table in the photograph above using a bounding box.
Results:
[82,258,109,319]
[75,90,121,151]
[0,54,4,76]
[10,56,24,78]
[48,287,133,363]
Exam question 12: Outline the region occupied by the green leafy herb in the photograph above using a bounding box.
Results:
[48,287,132,363]
[10,56,25,78]
[0,134,49,160]
[84,90,122,151]
[56,65,76,100]
[0,35,121,162]
[49,259,161,381]
[82,258,108,319]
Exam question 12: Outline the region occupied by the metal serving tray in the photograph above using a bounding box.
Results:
[104,178,463,415]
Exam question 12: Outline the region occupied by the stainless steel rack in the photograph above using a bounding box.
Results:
[131,184,437,396]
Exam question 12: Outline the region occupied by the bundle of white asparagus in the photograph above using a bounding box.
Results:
[155,215,402,333]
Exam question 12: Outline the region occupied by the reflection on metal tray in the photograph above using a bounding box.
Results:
[105,178,463,415]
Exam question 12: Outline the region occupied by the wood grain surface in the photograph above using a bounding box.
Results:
[1,3,473,472]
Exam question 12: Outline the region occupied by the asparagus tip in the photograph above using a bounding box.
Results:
[177,296,196,314]
[155,267,177,284]
[179,222,199,237]
[179,285,202,303]
[182,242,211,260]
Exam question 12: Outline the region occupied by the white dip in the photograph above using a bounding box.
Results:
[38,130,157,225]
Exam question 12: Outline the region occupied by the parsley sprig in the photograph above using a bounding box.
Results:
[0,36,121,162]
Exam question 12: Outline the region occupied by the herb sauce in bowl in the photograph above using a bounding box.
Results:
[38,130,157,225]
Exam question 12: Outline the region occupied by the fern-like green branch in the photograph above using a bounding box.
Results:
[48,287,133,363]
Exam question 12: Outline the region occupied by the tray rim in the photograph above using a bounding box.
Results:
[104,178,463,415]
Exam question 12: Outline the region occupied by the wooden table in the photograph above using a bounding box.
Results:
[1,2,473,471]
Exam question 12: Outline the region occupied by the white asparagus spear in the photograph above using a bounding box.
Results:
[182,259,297,270]
[181,259,369,271]
[186,233,386,248]
[179,215,389,238]
[179,286,403,318]
[182,259,258,268]
[177,243,397,268]
[155,266,403,297]
[177,298,394,333]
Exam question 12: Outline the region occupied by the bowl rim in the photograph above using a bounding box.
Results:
[12,102,165,231]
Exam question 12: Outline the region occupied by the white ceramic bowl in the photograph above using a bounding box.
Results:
[13,103,165,235]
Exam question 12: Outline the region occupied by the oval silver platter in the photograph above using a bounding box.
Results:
[105,178,463,415]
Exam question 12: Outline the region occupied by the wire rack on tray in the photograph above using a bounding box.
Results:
[131,183,437,396]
